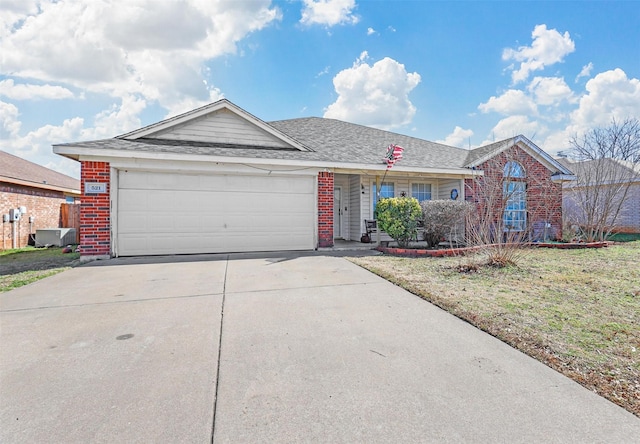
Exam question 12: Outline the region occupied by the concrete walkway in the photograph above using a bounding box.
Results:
[1,252,639,443]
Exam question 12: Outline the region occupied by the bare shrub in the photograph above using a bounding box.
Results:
[420,200,473,248]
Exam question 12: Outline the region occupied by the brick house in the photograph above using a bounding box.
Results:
[1,150,81,250]
[53,99,573,259]
[560,158,640,234]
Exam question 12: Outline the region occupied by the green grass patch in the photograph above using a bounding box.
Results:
[350,241,640,417]
[0,246,80,292]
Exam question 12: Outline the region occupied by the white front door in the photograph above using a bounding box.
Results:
[334,187,342,239]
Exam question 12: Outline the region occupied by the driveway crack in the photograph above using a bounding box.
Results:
[211,254,229,443]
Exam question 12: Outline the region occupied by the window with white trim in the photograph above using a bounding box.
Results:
[372,182,394,213]
[411,183,432,202]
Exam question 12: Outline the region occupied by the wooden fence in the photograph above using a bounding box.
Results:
[60,203,81,244]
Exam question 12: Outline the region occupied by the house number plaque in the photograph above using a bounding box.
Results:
[85,182,107,194]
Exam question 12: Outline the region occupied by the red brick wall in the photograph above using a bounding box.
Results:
[0,183,69,250]
[318,171,334,247]
[80,161,111,256]
[464,145,563,240]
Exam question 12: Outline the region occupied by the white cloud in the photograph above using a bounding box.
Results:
[300,0,359,26]
[478,89,537,115]
[367,27,376,36]
[0,0,281,111]
[576,62,593,82]
[317,66,331,77]
[0,97,151,178]
[484,115,545,144]
[503,24,575,84]
[437,126,474,148]
[1,109,85,178]
[0,79,75,100]
[0,0,283,178]
[537,69,640,153]
[324,52,421,130]
[527,77,574,106]
[569,68,640,133]
[85,95,147,139]
[0,100,21,137]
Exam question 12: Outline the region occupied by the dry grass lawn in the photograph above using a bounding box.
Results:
[350,241,640,417]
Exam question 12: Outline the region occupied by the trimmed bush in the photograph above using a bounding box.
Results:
[421,200,473,248]
[375,197,422,248]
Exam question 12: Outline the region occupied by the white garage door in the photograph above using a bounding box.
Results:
[117,170,316,256]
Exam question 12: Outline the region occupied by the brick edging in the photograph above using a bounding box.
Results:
[377,242,609,257]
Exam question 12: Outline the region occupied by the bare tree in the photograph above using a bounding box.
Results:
[564,118,640,241]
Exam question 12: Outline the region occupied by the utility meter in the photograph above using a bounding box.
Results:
[9,208,21,222]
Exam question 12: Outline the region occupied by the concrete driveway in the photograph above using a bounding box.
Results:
[1,252,639,443]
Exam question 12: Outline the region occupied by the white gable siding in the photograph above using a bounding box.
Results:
[148,109,291,148]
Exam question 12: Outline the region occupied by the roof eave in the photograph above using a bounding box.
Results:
[0,175,81,195]
[53,145,480,178]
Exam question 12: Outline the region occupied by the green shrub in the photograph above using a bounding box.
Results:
[421,200,473,248]
[375,197,422,248]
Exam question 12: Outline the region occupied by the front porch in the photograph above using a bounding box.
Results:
[330,171,466,244]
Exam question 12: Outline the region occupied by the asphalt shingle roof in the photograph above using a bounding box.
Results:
[269,117,471,169]
[0,150,80,192]
[58,117,483,171]
[57,98,570,175]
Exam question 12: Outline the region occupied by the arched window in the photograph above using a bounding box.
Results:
[503,161,526,231]
[504,161,525,178]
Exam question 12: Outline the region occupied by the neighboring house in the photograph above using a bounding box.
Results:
[560,157,640,233]
[1,150,81,250]
[53,99,573,259]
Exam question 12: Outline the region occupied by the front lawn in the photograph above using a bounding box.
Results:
[0,247,80,292]
[350,242,640,417]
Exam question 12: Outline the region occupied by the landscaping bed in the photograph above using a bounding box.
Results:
[350,241,640,417]
[377,241,609,257]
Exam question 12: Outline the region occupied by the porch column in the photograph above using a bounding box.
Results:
[317,171,334,248]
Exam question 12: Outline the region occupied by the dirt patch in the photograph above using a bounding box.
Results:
[0,247,80,291]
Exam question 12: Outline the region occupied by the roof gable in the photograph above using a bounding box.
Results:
[465,135,573,175]
[118,99,312,152]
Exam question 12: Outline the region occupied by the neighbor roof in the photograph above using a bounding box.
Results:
[0,150,80,194]
[558,157,640,187]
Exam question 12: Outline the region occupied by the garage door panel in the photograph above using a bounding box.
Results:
[117,171,315,256]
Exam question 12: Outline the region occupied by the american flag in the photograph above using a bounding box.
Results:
[384,144,404,169]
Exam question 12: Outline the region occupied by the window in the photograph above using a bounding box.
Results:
[503,161,526,231]
[504,161,525,178]
[411,183,432,202]
[503,181,526,231]
[65,196,75,203]
[372,182,394,213]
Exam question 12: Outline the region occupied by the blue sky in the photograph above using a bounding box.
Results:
[1,0,639,178]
